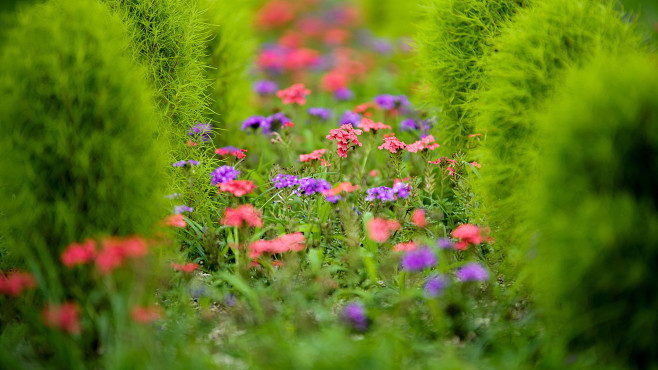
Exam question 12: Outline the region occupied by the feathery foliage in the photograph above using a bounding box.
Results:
[203,0,256,131]
[416,0,530,154]
[101,0,211,155]
[529,52,658,369]
[0,0,168,295]
[473,0,643,271]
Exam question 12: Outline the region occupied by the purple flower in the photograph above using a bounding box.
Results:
[308,107,331,121]
[342,302,368,332]
[339,110,362,126]
[241,115,267,131]
[172,160,199,168]
[437,238,454,249]
[188,122,213,142]
[264,112,290,134]
[224,294,237,307]
[188,160,200,166]
[174,205,194,214]
[392,182,411,199]
[210,166,239,186]
[424,275,449,297]
[272,174,299,189]
[325,194,341,203]
[372,38,393,55]
[400,246,437,272]
[374,94,396,110]
[365,186,395,202]
[333,87,354,101]
[253,80,278,95]
[400,118,418,131]
[297,177,331,196]
[172,160,187,167]
[456,262,489,282]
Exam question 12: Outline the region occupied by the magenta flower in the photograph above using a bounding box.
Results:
[456,262,489,282]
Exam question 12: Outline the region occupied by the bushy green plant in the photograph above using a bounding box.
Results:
[529,52,658,369]
[203,0,256,131]
[0,0,168,296]
[416,0,530,154]
[101,0,211,153]
[473,0,643,271]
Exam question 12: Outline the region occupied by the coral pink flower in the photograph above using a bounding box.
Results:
[358,118,391,133]
[284,48,320,70]
[186,140,198,147]
[326,124,363,158]
[470,161,481,168]
[299,149,326,162]
[61,239,97,267]
[369,170,378,177]
[393,241,418,252]
[468,133,482,138]
[322,71,349,92]
[0,271,36,297]
[215,147,247,159]
[407,135,440,153]
[256,0,295,29]
[222,205,263,228]
[42,302,80,334]
[131,305,162,324]
[322,181,360,197]
[354,102,377,114]
[95,236,148,275]
[172,262,199,274]
[411,209,427,228]
[248,232,306,258]
[277,83,311,105]
[378,135,406,153]
[320,159,331,167]
[451,224,482,250]
[367,218,401,243]
[218,180,256,197]
[324,28,350,45]
[165,214,187,228]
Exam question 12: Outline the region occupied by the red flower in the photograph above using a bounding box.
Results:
[218,180,256,197]
[378,136,406,153]
[277,83,311,105]
[42,302,80,334]
[299,148,326,162]
[165,214,187,228]
[248,232,306,259]
[0,271,36,297]
[321,71,349,92]
[172,262,199,274]
[61,239,96,267]
[367,218,401,243]
[95,236,148,275]
[131,305,162,324]
[326,124,363,158]
[215,147,247,159]
[256,0,295,29]
[369,170,378,177]
[451,224,482,250]
[222,205,263,227]
[358,118,391,133]
[411,209,427,228]
[393,241,417,252]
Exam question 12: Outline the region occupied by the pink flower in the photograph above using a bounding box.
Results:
[393,241,417,252]
[369,170,378,177]
[367,218,401,243]
[407,135,440,153]
[277,83,311,105]
[299,148,326,162]
[378,135,406,153]
[42,302,80,334]
[215,147,247,159]
[470,161,481,168]
[172,262,199,274]
[165,214,187,228]
[468,133,481,138]
[0,271,36,297]
[322,70,349,92]
[326,124,362,158]
[131,305,162,324]
[222,205,263,227]
[218,180,256,197]
[95,236,148,275]
[248,232,306,259]
[411,209,427,228]
[61,239,97,267]
[358,118,391,133]
[322,181,360,197]
[451,224,482,250]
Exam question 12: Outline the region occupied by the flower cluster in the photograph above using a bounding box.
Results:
[61,239,96,267]
[272,174,300,189]
[334,87,354,101]
[297,177,331,195]
[326,123,362,158]
[172,262,199,274]
[365,182,410,203]
[276,83,311,105]
[308,107,332,121]
[210,166,240,186]
[253,80,278,95]
[373,94,410,111]
[218,180,256,197]
[428,157,457,176]
[393,241,417,252]
[400,246,438,272]
[249,232,306,258]
[131,306,162,324]
[174,205,193,214]
[406,135,440,153]
[342,302,368,332]
[456,262,489,282]
[451,224,482,250]
[165,214,186,228]
[215,146,247,159]
[299,148,326,162]
[424,275,449,297]
[0,270,36,296]
[358,118,391,133]
[222,205,263,228]
[367,217,401,243]
[321,181,360,203]
[378,135,407,153]
[42,302,80,334]
[188,122,212,142]
[338,110,361,125]
[411,209,427,227]
[172,160,200,168]
[95,236,148,275]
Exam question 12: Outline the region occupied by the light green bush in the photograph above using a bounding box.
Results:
[530,52,658,369]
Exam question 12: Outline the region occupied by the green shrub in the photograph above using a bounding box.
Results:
[416,0,530,154]
[529,52,658,369]
[101,0,211,152]
[0,0,168,296]
[202,0,256,130]
[473,0,643,271]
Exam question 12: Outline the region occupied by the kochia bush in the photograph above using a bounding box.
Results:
[529,53,658,369]
[473,0,643,270]
[0,0,168,295]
